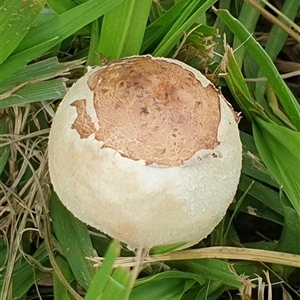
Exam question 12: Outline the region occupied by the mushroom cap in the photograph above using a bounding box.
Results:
[48,55,242,250]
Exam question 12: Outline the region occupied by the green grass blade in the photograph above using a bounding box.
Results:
[255,0,300,99]
[101,267,132,300]
[232,0,263,69]
[0,0,124,82]
[98,0,152,60]
[0,57,80,94]
[277,204,300,255]
[0,114,10,176]
[47,0,77,14]
[238,174,284,221]
[0,57,84,108]
[221,46,266,121]
[253,117,300,217]
[7,243,49,299]
[148,0,164,23]
[184,260,242,288]
[212,0,234,66]
[85,240,122,300]
[87,19,101,65]
[150,241,189,255]
[153,0,218,57]
[131,271,198,300]
[0,79,66,108]
[215,8,300,130]
[141,0,191,53]
[50,193,96,291]
[240,132,279,188]
[53,254,76,300]
[0,0,47,64]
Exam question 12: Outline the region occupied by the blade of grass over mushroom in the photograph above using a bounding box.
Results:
[153,0,218,57]
[85,240,129,300]
[0,0,47,64]
[98,0,152,60]
[252,118,300,218]
[50,193,96,291]
[215,8,300,130]
[0,0,124,82]
[99,267,132,300]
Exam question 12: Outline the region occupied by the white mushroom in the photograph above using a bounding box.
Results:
[48,55,242,250]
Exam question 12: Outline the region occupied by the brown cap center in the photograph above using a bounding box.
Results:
[71,56,220,166]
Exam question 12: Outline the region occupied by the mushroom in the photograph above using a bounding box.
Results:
[48,55,242,250]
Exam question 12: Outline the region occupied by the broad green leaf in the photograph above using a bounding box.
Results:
[253,118,300,217]
[131,271,198,300]
[277,204,300,255]
[183,259,243,288]
[98,0,152,60]
[182,281,226,300]
[0,0,47,64]
[53,254,76,300]
[50,193,96,291]
[0,243,49,299]
[273,203,300,279]
[0,0,124,82]
[215,9,300,130]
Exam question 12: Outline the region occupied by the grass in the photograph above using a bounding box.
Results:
[0,0,300,299]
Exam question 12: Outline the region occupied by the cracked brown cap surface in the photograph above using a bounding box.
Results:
[71,56,220,166]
